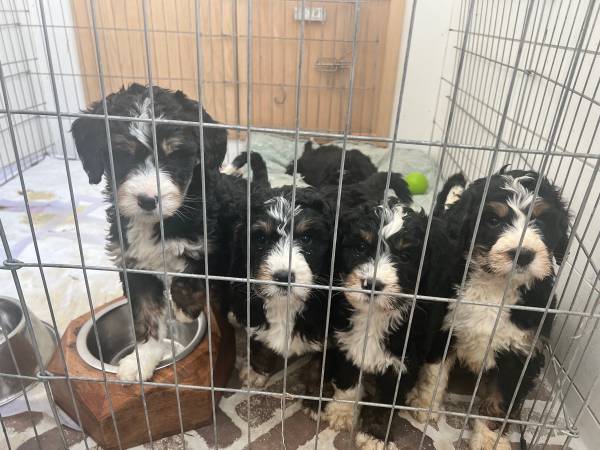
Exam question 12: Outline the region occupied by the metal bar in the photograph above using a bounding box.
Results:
[2,107,600,159]
[192,0,219,446]
[0,367,581,433]
[279,0,308,443]
[88,0,155,445]
[2,258,598,315]
[449,26,600,57]
[245,0,253,446]
[139,0,186,445]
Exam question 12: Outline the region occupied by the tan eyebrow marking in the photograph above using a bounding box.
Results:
[360,230,374,244]
[394,238,412,250]
[487,201,509,217]
[532,199,550,217]
[295,219,313,233]
[162,137,182,155]
[252,220,272,233]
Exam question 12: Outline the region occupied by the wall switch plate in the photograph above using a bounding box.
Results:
[294,7,326,23]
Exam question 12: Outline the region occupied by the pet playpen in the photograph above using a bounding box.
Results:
[0,0,599,448]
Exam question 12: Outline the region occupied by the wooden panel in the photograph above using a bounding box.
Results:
[71,0,403,137]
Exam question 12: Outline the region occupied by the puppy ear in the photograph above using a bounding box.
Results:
[195,109,227,170]
[552,201,571,266]
[71,111,108,184]
[228,220,248,276]
[299,188,334,224]
[423,217,460,298]
[443,187,475,251]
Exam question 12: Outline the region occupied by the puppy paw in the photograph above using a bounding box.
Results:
[117,352,155,381]
[227,311,242,328]
[324,400,355,431]
[221,164,243,176]
[172,302,195,323]
[170,277,204,323]
[406,388,439,423]
[470,420,511,450]
[302,405,320,422]
[239,365,268,388]
[355,432,398,450]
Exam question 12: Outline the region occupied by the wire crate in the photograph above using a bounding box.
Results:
[0,0,599,449]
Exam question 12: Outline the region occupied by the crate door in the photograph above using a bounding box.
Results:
[71,0,403,137]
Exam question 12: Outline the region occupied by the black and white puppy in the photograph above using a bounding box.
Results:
[228,187,333,387]
[408,169,569,450]
[286,140,377,188]
[318,200,454,449]
[72,83,227,381]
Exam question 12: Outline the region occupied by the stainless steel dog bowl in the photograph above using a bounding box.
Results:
[0,296,58,406]
[75,298,207,373]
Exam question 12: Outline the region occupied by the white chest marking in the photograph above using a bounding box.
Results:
[336,306,406,374]
[444,270,531,372]
[252,294,321,357]
[109,219,205,275]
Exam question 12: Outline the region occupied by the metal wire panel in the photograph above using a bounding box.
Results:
[1,0,600,449]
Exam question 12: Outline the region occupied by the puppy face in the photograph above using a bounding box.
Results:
[71,84,227,222]
[112,122,195,221]
[338,203,427,311]
[450,170,569,283]
[244,189,332,301]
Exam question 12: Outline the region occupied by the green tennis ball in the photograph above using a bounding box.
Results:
[404,172,429,194]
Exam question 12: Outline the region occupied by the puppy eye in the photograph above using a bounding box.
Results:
[357,241,368,252]
[488,215,501,227]
[254,231,267,244]
[396,252,410,263]
[299,232,312,244]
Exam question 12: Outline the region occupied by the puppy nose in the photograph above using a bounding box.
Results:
[137,194,157,211]
[273,270,295,284]
[362,278,385,292]
[508,248,535,267]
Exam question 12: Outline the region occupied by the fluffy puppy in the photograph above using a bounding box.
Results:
[72,83,227,381]
[286,140,377,187]
[408,169,569,450]
[314,200,454,449]
[227,187,333,387]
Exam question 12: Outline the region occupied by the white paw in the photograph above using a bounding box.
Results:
[117,352,155,381]
[470,421,511,450]
[406,388,439,423]
[302,407,320,421]
[239,365,268,388]
[227,311,242,328]
[355,432,398,450]
[221,164,243,176]
[324,400,355,431]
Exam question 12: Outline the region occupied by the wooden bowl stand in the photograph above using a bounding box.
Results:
[47,298,235,450]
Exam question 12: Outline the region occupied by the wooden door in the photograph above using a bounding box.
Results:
[71,0,404,137]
